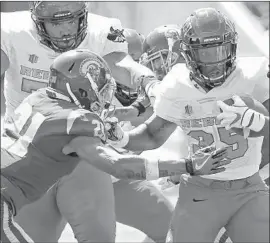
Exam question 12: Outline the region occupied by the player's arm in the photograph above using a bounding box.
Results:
[124,114,177,151]
[109,88,153,125]
[1,13,11,77]
[101,20,155,90]
[1,49,9,76]
[111,105,153,125]
[104,52,156,90]
[63,138,229,180]
[254,99,269,136]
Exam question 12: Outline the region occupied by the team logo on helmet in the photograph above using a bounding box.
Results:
[79,56,111,81]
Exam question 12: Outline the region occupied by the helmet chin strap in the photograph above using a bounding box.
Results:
[86,72,102,103]
[66,83,83,108]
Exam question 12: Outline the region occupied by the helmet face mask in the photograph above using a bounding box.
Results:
[140,25,185,81]
[49,50,116,116]
[30,1,88,53]
[180,8,238,89]
[141,49,180,80]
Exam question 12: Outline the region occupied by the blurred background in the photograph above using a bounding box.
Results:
[1,1,269,57]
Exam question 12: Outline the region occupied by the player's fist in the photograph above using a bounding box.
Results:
[186,146,230,176]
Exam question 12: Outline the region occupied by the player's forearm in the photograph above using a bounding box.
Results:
[97,153,189,180]
[114,54,156,89]
[123,123,160,151]
[112,106,139,121]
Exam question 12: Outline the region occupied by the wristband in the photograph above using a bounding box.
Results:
[185,158,194,176]
[242,109,265,132]
[131,101,146,116]
[144,158,159,180]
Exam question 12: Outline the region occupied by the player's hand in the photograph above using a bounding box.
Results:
[217,95,265,132]
[131,86,151,116]
[187,146,230,176]
[104,117,129,148]
[139,75,158,93]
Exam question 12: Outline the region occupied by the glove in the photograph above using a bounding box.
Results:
[131,86,151,116]
[217,95,265,132]
[105,117,129,148]
[138,75,158,93]
[186,146,230,176]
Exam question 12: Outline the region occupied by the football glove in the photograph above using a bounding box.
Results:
[217,95,265,132]
[186,146,230,176]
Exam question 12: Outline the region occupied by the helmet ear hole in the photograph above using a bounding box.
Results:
[78,88,88,98]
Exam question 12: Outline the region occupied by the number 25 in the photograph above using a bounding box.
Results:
[188,128,248,160]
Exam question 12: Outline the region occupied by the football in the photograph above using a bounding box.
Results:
[221,96,269,137]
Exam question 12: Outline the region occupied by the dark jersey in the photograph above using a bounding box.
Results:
[1,88,106,212]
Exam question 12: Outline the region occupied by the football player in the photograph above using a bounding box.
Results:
[1,49,229,243]
[0,2,169,243]
[65,8,269,243]
[140,24,185,82]
[1,50,118,242]
[140,24,235,243]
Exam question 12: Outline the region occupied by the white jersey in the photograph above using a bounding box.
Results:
[154,57,269,180]
[1,11,128,118]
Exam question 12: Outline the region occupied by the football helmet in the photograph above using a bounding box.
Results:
[49,49,116,115]
[124,28,145,62]
[140,24,185,80]
[115,28,145,106]
[180,8,238,89]
[29,1,88,52]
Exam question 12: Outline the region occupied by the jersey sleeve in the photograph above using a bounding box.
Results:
[251,58,269,104]
[101,18,128,56]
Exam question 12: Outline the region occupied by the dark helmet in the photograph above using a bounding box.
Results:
[180,8,238,89]
[140,24,185,80]
[49,49,116,115]
[29,1,88,53]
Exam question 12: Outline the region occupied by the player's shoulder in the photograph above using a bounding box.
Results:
[85,13,127,55]
[87,13,123,37]
[157,63,192,99]
[1,11,33,34]
[236,56,268,81]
